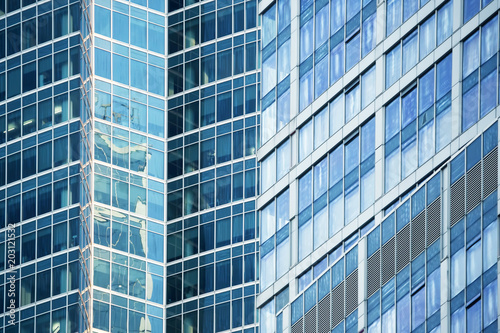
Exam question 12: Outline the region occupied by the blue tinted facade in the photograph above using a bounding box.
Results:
[0,0,92,330]
[257,0,500,332]
[0,0,260,331]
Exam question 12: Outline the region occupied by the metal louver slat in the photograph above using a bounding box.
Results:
[466,163,482,212]
[411,211,426,260]
[396,224,410,272]
[483,147,498,199]
[345,270,358,316]
[331,282,344,329]
[426,197,441,246]
[317,294,331,333]
[450,177,465,226]
[292,318,304,333]
[381,238,395,285]
[304,306,317,333]
[367,250,380,297]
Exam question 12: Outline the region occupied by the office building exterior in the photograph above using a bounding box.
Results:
[0,0,261,331]
[257,0,499,332]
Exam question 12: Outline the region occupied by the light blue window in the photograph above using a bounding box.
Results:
[277,140,291,180]
[95,49,111,79]
[330,94,344,135]
[381,279,396,332]
[316,4,329,48]
[451,307,465,333]
[130,60,147,91]
[418,69,435,165]
[300,18,313,62]
[347,0,360,21]
[261,102,276,144]
[277,88,290,131]
[314,107,328,148]
[313,158,328,249]
[346,33,360,71]
[361,66,376,109]
[262,152,276,193]
[386,45,401,88]
[462,34,480,129]
[401,89,417,178]
[315,49,329,98]
[345,84,360,122]
[262,5,276,47]
[345,137,359,223]
[331,0,345,34]
[299,171,313,260]
[403,0,417,21]
[361,118,375,210]
[278,39,290,82]
[299,119,313,161]
[411,287,425,330]
[262,51,277,96]
[480,17,498,117]
[278,0,291,32]
[300,65,313,110]
[148,66,164,96]
[148,23,165,54]
[466,240,481,284]
[463,0,479,22]
[329,146,344,236]
[436,54,452,151]
[483,280,498,328]
[419,15,435,60]
[402,30,417,74]
[95,6,111,36]
[386,0,401,35]
[113,12,129,43]
[261,201,275,243]
[466,300,481,332]
[330,42,344,84]
[130,18,147,49]
[362,13,376,57]
[437,1,452,45]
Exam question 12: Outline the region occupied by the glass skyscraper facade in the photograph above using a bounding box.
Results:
[257,0,500,332]
[0,0,261,331]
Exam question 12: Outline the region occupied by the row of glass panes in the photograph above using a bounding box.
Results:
[462,14,500,132]
[165,294,257,332]
[94,90,165,139]
[386,0,428,36]
[11,304,80,333]
[93,257,164,303]
[95,46,166,97]
[295,118,374,261]
[169,125,257,178]
[93,299,163,332]
[367,241,441,333]
[166,211,257,262]
[167,85,258,138]
[95,5,165,54]
[261,63,375,145]
[298,0,376,111]
[168,0,257,55]
[166,165,258,220]
[168,40,258,96]
[0,130,80,188]
[385,54,452,191]
[385,1,452,89]
[291,245,358,324]
[0,45,79,101]
[0,3,79,57]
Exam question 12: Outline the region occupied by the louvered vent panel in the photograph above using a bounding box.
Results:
[345,270,358,316]
[411,211,426,260]
[381,238,395,285]
[483,147,498,199]
[331,283,344,329]
[450,177,465,226]
[292,318,303,333]
[367,250,380,297]
[466,163,482,212]
[304,306,316,333]
[317,295,331,333]
[427,197,441,246]
[396,224,410,272]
